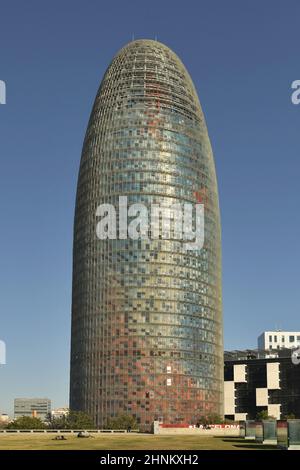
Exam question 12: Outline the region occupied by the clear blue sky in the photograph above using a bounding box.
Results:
[0,0,299,416]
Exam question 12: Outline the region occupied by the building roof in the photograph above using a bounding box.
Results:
[224,348,298,361]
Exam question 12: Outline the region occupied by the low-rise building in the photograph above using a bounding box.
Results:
[258,331,300,351]
[51,407,69,419]
[224,349,300,421]
[14,398,51,421]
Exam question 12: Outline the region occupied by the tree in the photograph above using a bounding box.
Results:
[105,414,137,430]
[207,413,223,424]
[256,410,276,421]
[66,411,94,429]
[198,414,223,425]
[7,416,46,429]
[45,413,68,429]
[284,413,296,420]
[47,411,94,429]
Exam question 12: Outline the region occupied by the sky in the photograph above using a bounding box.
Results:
[0,0,299,416]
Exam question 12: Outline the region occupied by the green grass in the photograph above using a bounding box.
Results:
[0,434,277,450]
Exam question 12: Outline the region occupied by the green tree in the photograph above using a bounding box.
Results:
[284,413,296,420]
[105,414,137,430]
[207,413,223,424]
[7,416,46,429]
[53,411,94,429]
[45,412,68,429]
[198,414,223,425]
[256,410,276,421]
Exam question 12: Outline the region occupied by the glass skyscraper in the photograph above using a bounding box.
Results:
[70,39,223,429]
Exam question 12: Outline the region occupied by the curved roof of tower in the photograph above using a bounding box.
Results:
[103,38,204,125]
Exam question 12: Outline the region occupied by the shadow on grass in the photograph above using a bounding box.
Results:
[217,438,254,442]
[213,437,251,442]
[233,444,278,450]
[212,437,277,450]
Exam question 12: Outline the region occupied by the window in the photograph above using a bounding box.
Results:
[269,335,272,342]
[281,336,285,343]
[289,336,295,343]
[297,336,300,342]
[274,335,277,343]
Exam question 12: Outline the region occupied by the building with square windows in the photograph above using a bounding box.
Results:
[258,331,300,351]
[224,349,300,421]
[14,398,51,421]
[70,40,223,430]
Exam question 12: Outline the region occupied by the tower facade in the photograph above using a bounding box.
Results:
[70,40,223,429]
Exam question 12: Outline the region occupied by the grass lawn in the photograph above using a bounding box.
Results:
[0,434,277,450]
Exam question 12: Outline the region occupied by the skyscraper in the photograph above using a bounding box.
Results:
[70,40,223,429]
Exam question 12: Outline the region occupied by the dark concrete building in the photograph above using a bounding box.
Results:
[224,349,300,420]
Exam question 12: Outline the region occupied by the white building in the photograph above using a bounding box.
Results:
[14,398,51,421]
[0,414,9,424]
[51,407,69,419]
[258,331,300,351]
